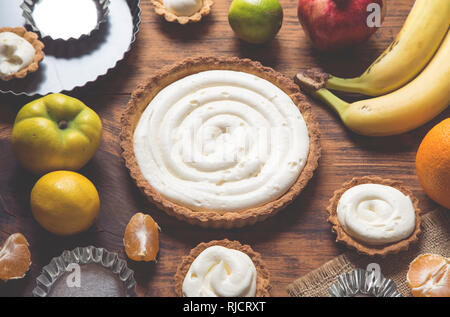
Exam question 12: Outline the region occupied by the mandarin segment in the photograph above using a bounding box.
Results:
[0,233,31,282]
[124,213,160,262]
[407,253,450,297]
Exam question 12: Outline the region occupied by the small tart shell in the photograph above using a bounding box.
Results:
[327,176,422,257]
[151,0,214,24]
[174,239,271,297]
[120,56,321,228]
[0,27,44,81]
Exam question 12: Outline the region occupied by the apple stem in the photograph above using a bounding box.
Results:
[58,120,68,130]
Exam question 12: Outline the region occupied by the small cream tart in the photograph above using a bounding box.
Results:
[163,0,203,16]
[0,32,35,79]
[337,183,416,245]
[182,246,257,297]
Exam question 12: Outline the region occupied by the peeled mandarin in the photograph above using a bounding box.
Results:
[407,253,450,297]
[0,233,31,281]
[123,213,160,262]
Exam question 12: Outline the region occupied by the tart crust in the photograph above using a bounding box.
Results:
[120,56,321,228]
[0,27,44,81]
[174,239,271,297]
[327,176,422,257]
[151,0,214,24]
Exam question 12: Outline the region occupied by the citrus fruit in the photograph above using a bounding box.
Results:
[0,233,31,281]
[30,171,100,236]
[416,118,450,209]
[228,0,283,44]
[123,213,160,262]
[407,253,450,297]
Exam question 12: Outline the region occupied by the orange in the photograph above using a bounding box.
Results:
[416,118,450,209]
[123,213,160,262]
[0,233,31,281]
[31,171,100,236]
[407,253,450,297]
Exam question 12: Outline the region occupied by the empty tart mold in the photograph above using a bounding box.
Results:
[329,268,402,297]
[32,246,137,297]
[21,0,110,41]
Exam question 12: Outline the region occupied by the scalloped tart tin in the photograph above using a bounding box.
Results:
[0,0,141,96]
[21,0,110,41]
[32,246,137,297]
[328,268,402,297]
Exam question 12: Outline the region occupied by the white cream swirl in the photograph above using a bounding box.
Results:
[0,32,35,79]
[337,184,416,245]
[163,0,203,16]
[182,246,257,297]
[134,70,310,212]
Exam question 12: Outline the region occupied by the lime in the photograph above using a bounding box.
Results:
[228,0,283,44]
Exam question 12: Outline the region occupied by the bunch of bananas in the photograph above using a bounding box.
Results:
[295,0,450,137]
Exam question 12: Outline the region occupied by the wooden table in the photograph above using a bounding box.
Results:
[0,0,447,297]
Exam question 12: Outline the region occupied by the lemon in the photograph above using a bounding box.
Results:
[31,171,100,236]
[228,0,283,44]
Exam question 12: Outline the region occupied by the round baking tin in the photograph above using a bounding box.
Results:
[328,268,402,297]
[21,0,110,41]
[0,0,141,96]
[32,246,137,297]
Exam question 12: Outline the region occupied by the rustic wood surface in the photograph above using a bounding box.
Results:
[0,0,448,297]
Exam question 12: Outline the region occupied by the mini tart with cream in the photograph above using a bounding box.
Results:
[0,27,44,81]
[327,176,421,257]
[151,0,214,24]
[174,239,271,297]
[120,57,321,228]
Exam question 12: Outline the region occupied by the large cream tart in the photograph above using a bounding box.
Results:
[134,70,310,212]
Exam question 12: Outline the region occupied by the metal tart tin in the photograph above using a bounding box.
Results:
[0,0,141,96]
[328,268,402,297]
[21,0,110,41]
[32,246,137,297]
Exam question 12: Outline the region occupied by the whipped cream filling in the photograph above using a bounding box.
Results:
[0,32,35,79]
[182,246,257,297]
[133,70,310,212]
[163,0,203,16]
[337,184,416,245]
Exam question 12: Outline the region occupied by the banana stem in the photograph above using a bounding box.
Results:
[326,76,365,94]
[311,88,350,118]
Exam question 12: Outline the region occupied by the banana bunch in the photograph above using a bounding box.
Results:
[296,0,450,137]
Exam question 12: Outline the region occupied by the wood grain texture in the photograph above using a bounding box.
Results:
[0,0,448,297]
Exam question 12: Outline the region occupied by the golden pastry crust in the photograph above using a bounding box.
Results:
[151,0,214,24]
[173,239,271,297]
[120,56,321,228]
[0,27,44,81]
[327,176,422,257]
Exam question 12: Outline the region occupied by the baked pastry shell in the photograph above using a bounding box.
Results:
[173,239,271,297]
[151,0,213,24]
[120,56,321,228]
[0,27,44,81]
[327,176,422,257]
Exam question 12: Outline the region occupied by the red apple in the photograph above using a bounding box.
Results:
[298,0,386,51]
